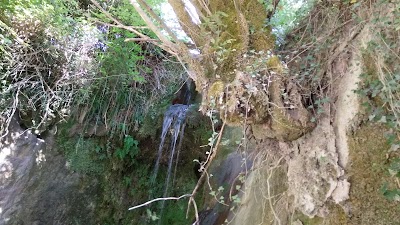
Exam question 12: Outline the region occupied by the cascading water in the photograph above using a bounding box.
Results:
[151,80,192,223]
[152,104,189,187]
[152,80,192,187]
[151,104,189,224]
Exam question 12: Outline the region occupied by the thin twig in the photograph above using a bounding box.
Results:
[265,156,284,225]
[137,0,180,43]
[90,0,151,41]
[128,194,191,210]
[92,19,149,30]
[190,197,199,225]
[186,117,227,219]
[380,35,400,61]
[124,38,159,42]
[0,20,28,46]
[204,170,229,206]
[130,0,179,54]
[196,0,212,16]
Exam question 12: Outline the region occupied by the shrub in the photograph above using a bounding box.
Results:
[0,0,100,138]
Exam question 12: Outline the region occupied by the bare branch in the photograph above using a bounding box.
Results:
[128,194,191,211]
[189,197,199,225]
[129,0,182,55]
[168,0,205,47]
[195,0,212,17]
[92,19,149,30]
[124,38,159,42]
[187,0,206,20]
[0,20,28,46]
[265,0,281,21]
[136,0,180,43]
[265,156,284,225]
[186,117,227,218]
[90,0,150,40]
[90,0,181,55]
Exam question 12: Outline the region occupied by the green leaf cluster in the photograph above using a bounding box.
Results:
[58,134,106,175]
[269,0,316,39]
[114,135,139,162]
[98,39,146,82]
[354,2,400,201]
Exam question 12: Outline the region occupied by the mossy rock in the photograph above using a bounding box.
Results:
[267,55,284,73]
[250,28,276,52]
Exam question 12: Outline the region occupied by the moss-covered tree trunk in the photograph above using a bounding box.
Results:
[133,0,314,140]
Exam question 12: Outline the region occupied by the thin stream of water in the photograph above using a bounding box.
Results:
[153,80,192,223]
[152,104,189,224]
[152,104,189,184]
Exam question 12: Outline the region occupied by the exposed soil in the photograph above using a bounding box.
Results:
[210,3,400,225]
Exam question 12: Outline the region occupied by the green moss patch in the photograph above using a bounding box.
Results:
[346,124,400,224]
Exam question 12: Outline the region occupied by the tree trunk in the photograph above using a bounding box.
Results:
[130,0,313,140]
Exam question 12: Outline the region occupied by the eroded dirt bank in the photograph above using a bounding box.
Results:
[200,2,400,225]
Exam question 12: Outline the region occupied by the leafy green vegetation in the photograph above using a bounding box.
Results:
[0,0,98,135]
[3,0,400,224]
[1,0,195,223]
[72,0,187,140]
[114,135,139,161]
[354,0,400,201]
[269,0,316,42]
[347,125,400,224]
[60,136,106,175]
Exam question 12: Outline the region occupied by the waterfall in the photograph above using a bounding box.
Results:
[151,104,189,224]
[151,80,193,223]
[152,104,189,188]
[152,79,192,185]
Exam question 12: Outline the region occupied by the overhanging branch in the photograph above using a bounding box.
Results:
[136,0,180,43]
[90,0,149,39]
[168,0,205,47]
[267,0,281,21]
[130,0,181,55]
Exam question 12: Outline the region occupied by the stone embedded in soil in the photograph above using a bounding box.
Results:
[332,179,350,204]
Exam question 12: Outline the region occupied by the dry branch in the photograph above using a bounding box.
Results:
[137,0,180,43]
[130,0,178,54]
[124,38,159,42]
[90,0,149,39]
[168,0,204,47]
[186,118,227,222]
[128,194,192,210]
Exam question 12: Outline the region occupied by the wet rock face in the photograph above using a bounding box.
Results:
[199,152,254,225]
[0,119,100,225]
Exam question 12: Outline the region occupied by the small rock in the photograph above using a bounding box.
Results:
[332,179,350,204]
[292,219,303,225]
